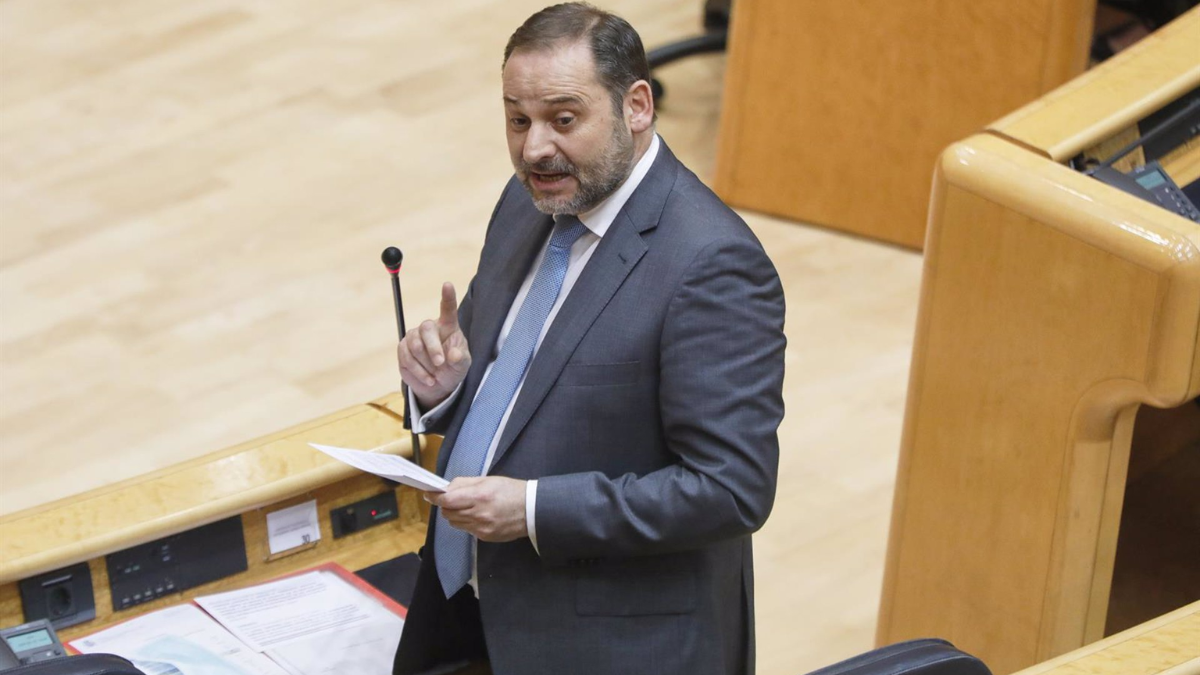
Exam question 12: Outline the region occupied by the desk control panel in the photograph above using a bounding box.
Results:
[0,619,66,666]
[1090,162,1200,222]
[330,491,400,538]
[106,516,248,612]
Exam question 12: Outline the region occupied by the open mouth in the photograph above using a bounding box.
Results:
[531,171,572,189]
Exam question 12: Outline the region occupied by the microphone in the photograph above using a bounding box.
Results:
[381,246,422,466]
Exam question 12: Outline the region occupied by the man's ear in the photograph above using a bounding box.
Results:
[625,80,654,133]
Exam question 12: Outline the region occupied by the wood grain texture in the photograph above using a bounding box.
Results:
[0,2,928,673]
[2,490,428,645]
[713,0,1095,249]
[0,392,426,583]
[1012,601,1200,675]
[990,6,1200,161]
[0,414,441,639]
[877,131,1200,674]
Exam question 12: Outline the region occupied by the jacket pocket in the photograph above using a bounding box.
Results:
[556,361,641,387]
[575,570,696,616]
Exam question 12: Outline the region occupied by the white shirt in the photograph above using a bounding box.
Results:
[411,134,661,591]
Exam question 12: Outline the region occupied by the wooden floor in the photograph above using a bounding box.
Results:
[0,1,923,672]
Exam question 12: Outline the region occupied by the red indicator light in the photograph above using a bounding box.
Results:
[371,509,378,517]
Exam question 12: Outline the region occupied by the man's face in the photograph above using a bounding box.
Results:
[502,41,635,215]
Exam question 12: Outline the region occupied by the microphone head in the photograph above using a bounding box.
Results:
[381,247,404,271]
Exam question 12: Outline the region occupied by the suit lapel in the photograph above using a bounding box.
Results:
[487,143,680,472]
[439,209,552,474]
[471,212,554,370]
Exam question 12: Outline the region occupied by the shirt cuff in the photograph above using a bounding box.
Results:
[526,479,539,555]
[408,383,462,433]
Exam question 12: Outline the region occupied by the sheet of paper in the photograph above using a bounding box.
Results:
[69,604,288,675]
[308,443,448,493]
[194,570,382,652]
[263,612,403,675]
[266,500,320,555]
[195,570,403,675]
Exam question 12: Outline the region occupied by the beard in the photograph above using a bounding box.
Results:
[516,119,636,216]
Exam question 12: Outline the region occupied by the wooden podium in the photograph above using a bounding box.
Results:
[713,0,1096,248]
[0,392,438,643]
[877,10,1200,675]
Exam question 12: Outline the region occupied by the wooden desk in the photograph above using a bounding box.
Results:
[713,0,1095,248]
[877,11,1200,674]
[0,392,439,643]
[1012,601,1199,675]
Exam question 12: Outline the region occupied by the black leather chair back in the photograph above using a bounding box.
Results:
[805,639,992,675]
[4,654,145,675]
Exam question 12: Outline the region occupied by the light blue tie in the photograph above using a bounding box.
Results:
[435,215,588,598]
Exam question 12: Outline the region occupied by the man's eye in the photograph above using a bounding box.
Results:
[555,116,574,126]
[510,118,529,128]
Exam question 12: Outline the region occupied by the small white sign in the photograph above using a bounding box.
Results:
[266,499,321,555]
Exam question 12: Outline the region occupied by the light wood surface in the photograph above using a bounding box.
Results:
[0,392,427,584]
[0,2,927,674]
[877,126,1200,673]
[713,0,1096,249]
[0,390,441,639]
[0,478,429,644]
[1012,601,1200,675]
[990,7,1200,161]
[881,27,1200,669]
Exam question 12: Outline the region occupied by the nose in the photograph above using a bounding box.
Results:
[523,122,556,166]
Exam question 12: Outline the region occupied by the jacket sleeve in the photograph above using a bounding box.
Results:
[533,236,786,564]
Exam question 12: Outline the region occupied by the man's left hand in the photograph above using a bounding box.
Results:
[428,476,528,542]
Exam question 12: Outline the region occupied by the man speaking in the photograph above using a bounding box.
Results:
[393,4,786,674]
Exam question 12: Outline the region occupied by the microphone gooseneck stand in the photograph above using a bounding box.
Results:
[382,247,422,467]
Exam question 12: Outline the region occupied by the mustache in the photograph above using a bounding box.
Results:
[521,156,577,176]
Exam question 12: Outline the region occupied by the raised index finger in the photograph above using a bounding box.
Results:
[438,282,459,330]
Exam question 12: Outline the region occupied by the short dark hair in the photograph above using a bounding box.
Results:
[504,3,653,120]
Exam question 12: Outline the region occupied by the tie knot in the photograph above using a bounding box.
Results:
[549,215,588,250]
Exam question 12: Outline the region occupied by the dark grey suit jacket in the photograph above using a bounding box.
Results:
[394,142,786,675]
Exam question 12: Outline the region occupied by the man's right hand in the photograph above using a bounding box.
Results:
[398,282,472,410]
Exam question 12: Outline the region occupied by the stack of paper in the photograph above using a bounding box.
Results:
[196,569,405,675]
[70,568,406,675]
[70,604,288,675]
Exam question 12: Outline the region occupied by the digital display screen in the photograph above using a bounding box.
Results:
[1136,170,1167,189]
[6,628,54,652]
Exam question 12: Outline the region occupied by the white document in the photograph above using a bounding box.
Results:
[262,614,403,675]
[195,570,387,652]
[265,500,320,555]
[195,570,403,675]
[69,604,288,675]
[309,443,448,493]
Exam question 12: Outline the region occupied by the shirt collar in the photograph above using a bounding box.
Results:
[557,133,660,239]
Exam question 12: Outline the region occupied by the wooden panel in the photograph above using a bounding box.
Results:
[0,390,442,640]
[713,0,1094,248]
[1105,404,1200,635]
[877,134,1200,674]
[0,391,420,583]
[1012,601,1200,675]
[0,472,429,641]
[991,7,1200,161]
